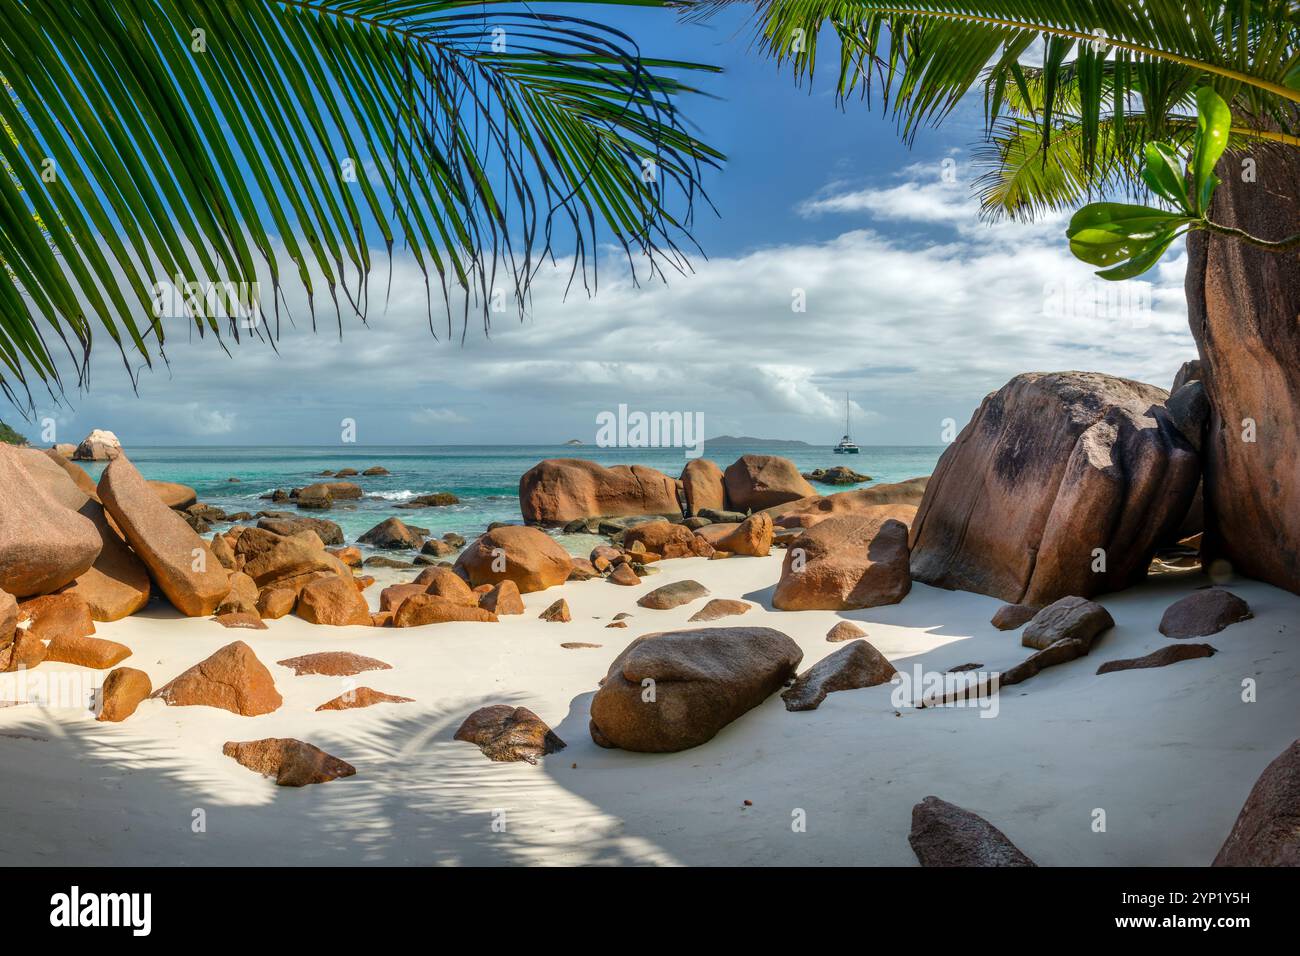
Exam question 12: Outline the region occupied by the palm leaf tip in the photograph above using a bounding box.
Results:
[0,0,724,409]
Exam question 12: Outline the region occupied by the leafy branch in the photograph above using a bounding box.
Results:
[1068,87,1300,279]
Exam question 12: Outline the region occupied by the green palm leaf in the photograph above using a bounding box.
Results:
[685,0,1298,214]
[0,0,723,409]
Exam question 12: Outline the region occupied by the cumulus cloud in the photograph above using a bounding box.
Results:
[37,159,1196,447]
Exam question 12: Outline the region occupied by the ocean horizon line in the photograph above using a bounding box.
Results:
[82,441,948,450]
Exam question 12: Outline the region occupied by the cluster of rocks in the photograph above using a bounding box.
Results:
[259,482,459,512]
[522,454,927,612]
[801,466,870,486]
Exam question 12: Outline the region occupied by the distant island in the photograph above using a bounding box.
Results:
[564,439,584,446]
[704,435,813,447]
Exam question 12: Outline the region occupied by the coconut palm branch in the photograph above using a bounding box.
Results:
[0,0,724,410]
[972,63,1271,220]
[684,0,1298,206]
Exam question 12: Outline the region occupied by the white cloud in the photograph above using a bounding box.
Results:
[46,160,1196,447]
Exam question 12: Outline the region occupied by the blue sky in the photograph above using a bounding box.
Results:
[16,4,1197,449]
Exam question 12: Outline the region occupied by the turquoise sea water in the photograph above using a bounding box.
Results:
[79,444,944,553]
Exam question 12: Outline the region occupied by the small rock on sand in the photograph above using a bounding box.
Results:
[223,738,356,787]
[1158,589,1252,638]
[909,796,1036,867]
[1096,643,1216,674]
[276,651,392,677]
[636,580,709,610]
[454,705,566,764]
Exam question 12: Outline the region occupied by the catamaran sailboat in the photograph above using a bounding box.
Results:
[833,394,860,454]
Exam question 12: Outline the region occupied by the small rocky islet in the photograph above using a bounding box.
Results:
[1,363,1294,864]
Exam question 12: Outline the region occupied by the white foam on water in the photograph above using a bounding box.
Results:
[366,489,419,501]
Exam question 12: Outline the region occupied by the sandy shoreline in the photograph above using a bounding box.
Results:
[1,550,1294,866]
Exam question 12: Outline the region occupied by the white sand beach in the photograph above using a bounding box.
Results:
[2,553,1294,867]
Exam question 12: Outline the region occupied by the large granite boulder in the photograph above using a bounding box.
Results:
[13,445,94,509]
[59,500,152,621]
[454,525,572,593]
[239,529,351,594]
[909,372,1199,605]
[98,456,229,615]
[295,575,371,626]
[773,514,911,611]
[589,626,802,752]
[1186,145,1300,595]
[73,428,121,461]
[762,477,927,529]
[0,445,101,597]
[519,459,681,524]
[680,458,726,515]
[42,450,98,499]
[1213,740,1300,866]
[723,455,815,512]
[714,512,773,557]
[148,480,197,510]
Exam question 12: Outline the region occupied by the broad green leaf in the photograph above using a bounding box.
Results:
[1067,202,1189,269]
[1095,228,1187,280]
[1191,86,1232,214]
[0,1,724,408]
[1141,142,1192,211]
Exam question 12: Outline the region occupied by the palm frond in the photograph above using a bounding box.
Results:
[0,0,724,409]
[683,0,1297,212]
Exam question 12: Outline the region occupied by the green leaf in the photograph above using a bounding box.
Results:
[0,1,725,409]
[1141,141,1192,211]
[1066,202,1190,273]
[1191,86,1232,214]
[1094,228,1185,280]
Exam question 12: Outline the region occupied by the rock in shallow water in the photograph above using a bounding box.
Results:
[519,459,680,524]
[589,626,802,753]
[1158,589,1252,638]
[909,796,1036,867]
